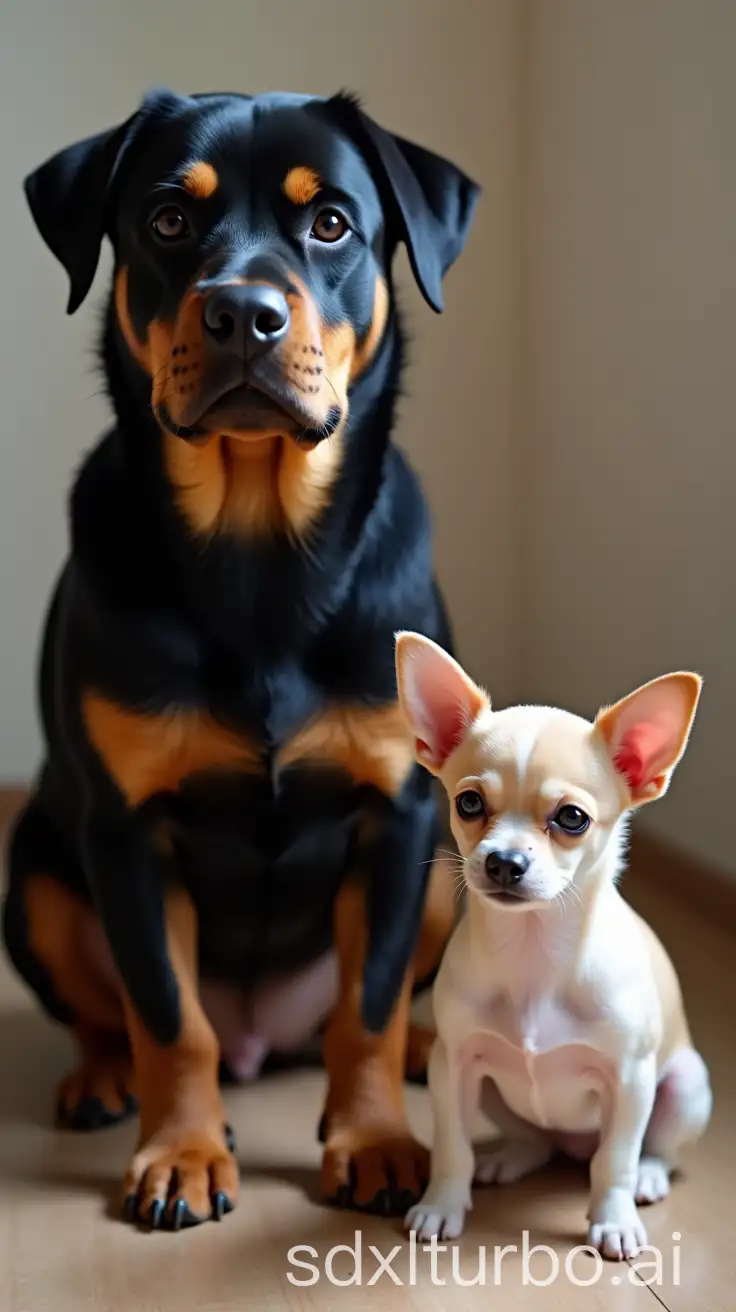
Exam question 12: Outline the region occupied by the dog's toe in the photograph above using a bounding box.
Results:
[323,1123,428,1215]
[56,1054,137,1131]
[123,1125,239,1230]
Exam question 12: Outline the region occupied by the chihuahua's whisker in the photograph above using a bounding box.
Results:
[566,883,584,912]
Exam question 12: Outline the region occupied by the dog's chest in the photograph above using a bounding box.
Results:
[460,992,616,1133]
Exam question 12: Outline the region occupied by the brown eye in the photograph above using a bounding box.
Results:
[311,209,349,243]
[151,206,190,242]
[456,790,486,821]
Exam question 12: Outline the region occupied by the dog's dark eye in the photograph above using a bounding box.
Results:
[456,790,486,821]
[151,206,190,242]
[311,209,349,243]
[552,804,591,835]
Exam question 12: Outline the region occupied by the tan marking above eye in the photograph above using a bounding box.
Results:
[283,166,321,205]
[182,161,218,199]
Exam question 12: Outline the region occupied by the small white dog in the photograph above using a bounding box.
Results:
[396,633,712,1261]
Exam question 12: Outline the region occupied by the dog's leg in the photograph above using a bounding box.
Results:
[587,1053,657,1260]
[406,851,457,1084]
[4,796,137,1130]
[20,871,137,1130]
[474,1077,554,1184]
[404,1037,479,1240]
[122,883,238,1228]
[636,1046,712,1204]
[321,879,429,1215]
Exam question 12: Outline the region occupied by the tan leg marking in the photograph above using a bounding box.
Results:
[321,881,429,1211]
[122,885,238,1227]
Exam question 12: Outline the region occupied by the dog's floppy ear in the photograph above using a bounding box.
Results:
[396,632,488,773]
[24,88,183,314]
[596,672,702,806]
[334,97,480,312]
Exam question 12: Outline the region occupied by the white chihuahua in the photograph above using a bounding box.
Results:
[396,633,712,1261]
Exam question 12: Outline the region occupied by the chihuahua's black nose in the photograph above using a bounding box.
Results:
[202,283,290,359]
[485,849,529,888]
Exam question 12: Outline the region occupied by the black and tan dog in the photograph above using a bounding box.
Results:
[4,88,478,1229]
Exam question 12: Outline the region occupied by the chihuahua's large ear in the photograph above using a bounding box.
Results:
[24,88,183,314]
[596,672,702,805]
[396,632,488,774]
[331,96,480,312]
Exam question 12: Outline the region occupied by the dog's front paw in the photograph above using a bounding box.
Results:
[635,1156,671,1205]
[322,1119,428,1215]
[123,1124,239,1230]
[404,1179,471,1241]
[474,1136,552,1185]
[588,1188,648,1261]
[56,1049,137,1131]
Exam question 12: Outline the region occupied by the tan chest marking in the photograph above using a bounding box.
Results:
[83,693,261,808]
[278,702,415,798]
[163,428,344,539]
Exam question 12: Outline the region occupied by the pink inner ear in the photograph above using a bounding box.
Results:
[400,640,485,769]
[430,698,469,765]
[614,723,669,791]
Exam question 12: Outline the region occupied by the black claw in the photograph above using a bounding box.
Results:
[171,1200,201,1230]
[406,1066,429,1087]
[223,1123,236,1155]
[149,1198,166,1229]
[397,1188,417,1212]
[70,1097,114,1131]
[211,1191,232,1221]
[123,1194,138,1223]
[317,1113,327,1144]
[371,1188,392,1216]
[60,1094,137,1133]
[334,1184,351,1208]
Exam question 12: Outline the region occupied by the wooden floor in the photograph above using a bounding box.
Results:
[0,801,733,1310]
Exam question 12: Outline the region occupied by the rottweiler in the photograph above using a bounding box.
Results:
[3,88,478,1230]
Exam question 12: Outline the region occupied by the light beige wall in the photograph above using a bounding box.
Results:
[522,0,736,872]
[0,0,520,779]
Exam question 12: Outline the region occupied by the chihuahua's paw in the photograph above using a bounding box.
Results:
[588,1188,648,1261]
[404,1180,471,1241]
[474,1137,552,1185]
[635,1156,670,1205]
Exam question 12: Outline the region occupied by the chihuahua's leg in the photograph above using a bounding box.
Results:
[404,1039,479,1241]
[636,1046,712,1204]
[588,1053,657,1261]
[474,1077,554,1184]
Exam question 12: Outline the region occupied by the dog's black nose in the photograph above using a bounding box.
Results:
[485,849,529,888]
[202,283,290,358]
